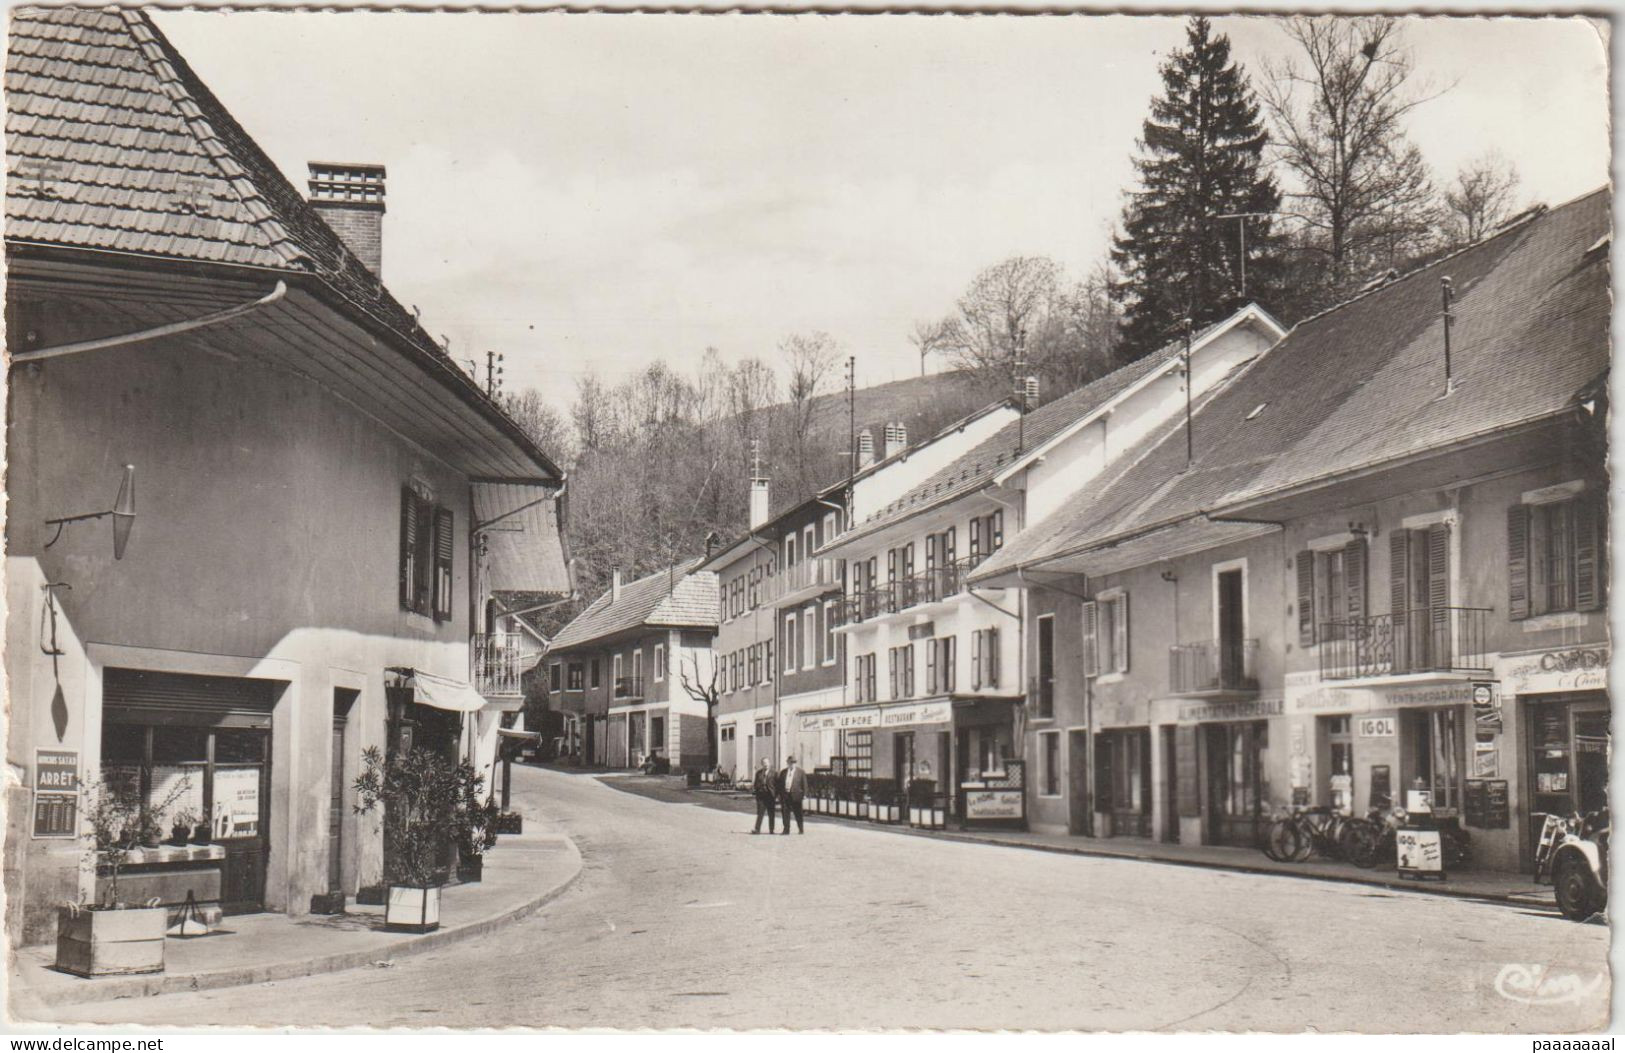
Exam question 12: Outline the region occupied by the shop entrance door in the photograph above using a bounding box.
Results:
[329,716,346,894]
[1068,730,1090,835]
[1206,721,1266,847]
[215,728,270,912]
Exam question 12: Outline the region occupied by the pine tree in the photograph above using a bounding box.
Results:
[1110,17,1282,360]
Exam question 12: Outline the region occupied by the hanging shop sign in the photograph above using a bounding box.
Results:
[1500,646,1608,695]
[33,748,79,839]
[1177,697,1283,723]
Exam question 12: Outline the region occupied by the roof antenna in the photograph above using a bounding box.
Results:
[1182,317,1195,467]
[1441,277,1456,396]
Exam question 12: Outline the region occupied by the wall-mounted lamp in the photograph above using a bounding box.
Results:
[1347,521,1369,538]
[45,464,135,559]
[1160,569,1178,583]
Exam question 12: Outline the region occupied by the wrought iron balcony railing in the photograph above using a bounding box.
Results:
[472,632,526,698]
[614,676,645,700]
[1318,607,1493,681]
[1169,638,1260,696]
[837,556,994,625]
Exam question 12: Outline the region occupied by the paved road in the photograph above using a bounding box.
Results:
[49,765,1609,1031]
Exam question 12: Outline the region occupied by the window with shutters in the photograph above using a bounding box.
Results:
[823,600,839,666]
[549,663,562,692]
[567,663,584,691]
[399,487,454,620]
[1036,615,1055,718]
[803,604,818,670]
[1083,591,1129,677]
[783,614,797,673]
[590,659,601,689]
[1295,540,1367,646]
[1509,495,1603,618]
[654,644,666,682]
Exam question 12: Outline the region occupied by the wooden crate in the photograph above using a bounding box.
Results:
[54,905,167,977]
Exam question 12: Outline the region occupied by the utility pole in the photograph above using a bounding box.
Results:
[1182,317,1194,468]
[485,349,505,398]
[1013,326,1029,453]
[1441,276,1455,395]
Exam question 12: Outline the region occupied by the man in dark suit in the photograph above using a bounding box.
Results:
[777,756,807,834]
[750,758,777,834]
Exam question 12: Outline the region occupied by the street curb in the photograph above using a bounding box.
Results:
[601,778,1554,912]
[16,836,584,1011]
[906,827,1554,909]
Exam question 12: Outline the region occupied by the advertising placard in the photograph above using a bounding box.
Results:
[33,748,79,839]
[964,789,1024,822]
[1396,828,1443,874]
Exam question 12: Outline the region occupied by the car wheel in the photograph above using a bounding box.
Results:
[1554,853,1604,921]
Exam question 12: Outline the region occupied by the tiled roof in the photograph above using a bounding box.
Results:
[835,316,1236,546]
[975,188,1611,578]
[548,559,718,652]
[6,7,560,478]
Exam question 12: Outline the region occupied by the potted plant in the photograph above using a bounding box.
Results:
[168,808,199,847]
[55,773,189,978]
[452,769,498,885]
[354,745,465,933]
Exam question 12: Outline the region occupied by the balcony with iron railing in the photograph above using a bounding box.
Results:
[614,676,645,700]
[1318,607,1493,681]
[1169,638,1260,698]
[472,632,526,698]
[837,555,992,627]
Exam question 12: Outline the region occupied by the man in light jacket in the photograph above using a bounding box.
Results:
[777,756,807,835]
[750,758,777,835]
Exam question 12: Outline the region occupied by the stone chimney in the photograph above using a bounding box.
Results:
[308,162,386,276]
[857,429,875,469]
[883,422,908,460]
[611,570,622,605]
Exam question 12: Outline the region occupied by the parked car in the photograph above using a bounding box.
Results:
[1537,808,1609,921]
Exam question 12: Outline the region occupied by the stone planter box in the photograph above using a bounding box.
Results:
[55,905,167,978]
[385,885,442,933]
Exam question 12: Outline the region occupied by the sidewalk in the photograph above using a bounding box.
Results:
[603,774,1559,911]
[10,824,582,1015]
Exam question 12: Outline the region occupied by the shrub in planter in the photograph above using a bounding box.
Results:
[354,746,485,933]
[55,773,190,978]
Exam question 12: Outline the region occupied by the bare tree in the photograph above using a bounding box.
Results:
[934,256,1063,381]
[503,388,576,467]
[678,649,722,770]
[908,317,957,377]
[1444,150,1521,246]
[1259,17,1448,297]
[779,331,840,502]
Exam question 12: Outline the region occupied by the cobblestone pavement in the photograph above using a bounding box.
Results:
[48,765,1609,1032]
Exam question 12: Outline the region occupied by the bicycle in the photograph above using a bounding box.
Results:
[1261,805,1356,863]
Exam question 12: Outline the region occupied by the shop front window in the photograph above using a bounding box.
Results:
[1406,707,1464,815]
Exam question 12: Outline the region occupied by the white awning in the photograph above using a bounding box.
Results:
[410,669,488,714]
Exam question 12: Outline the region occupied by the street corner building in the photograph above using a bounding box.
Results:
[545,562,719,771]
[970,190,1609,868]
[3,8,571,949]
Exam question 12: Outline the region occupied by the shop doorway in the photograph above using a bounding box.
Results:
[1161,726,1180,842]
[1529,694,1610,854]
[1402,707,1465,815]
[1068,730,1090,835]
[1095,728,1152,838]
[1320,715,1354,813]
[1206,721,1267,847]
[329,690,356,895]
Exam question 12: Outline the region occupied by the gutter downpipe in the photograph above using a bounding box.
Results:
[12,280,288,363]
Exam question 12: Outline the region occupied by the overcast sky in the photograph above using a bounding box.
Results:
[155,12,1610,409]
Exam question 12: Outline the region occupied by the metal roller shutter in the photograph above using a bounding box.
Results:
[103,668,281,729]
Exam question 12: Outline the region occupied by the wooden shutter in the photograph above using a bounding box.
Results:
[927,639,939,694]
[432,507,454,622]
[944,637,955,693]
[1344,539,1367,624]
[992,510,1004,550]
[971,631,983,690]
[969,517,981,558]
[1574,496,1603,612]
[1506,504,1531,620]
[888,648,897,698]
[1295,550,1315,646]
[926,534,938,570]
[1389,530,1411,618]
[399,487,418,612]
[1113,594,1129,674]
[987,627,1000,687]
[1081,600,1099,678]
[888,548,897,583]
[1427,523,1450,612]
[946,527,957,564]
